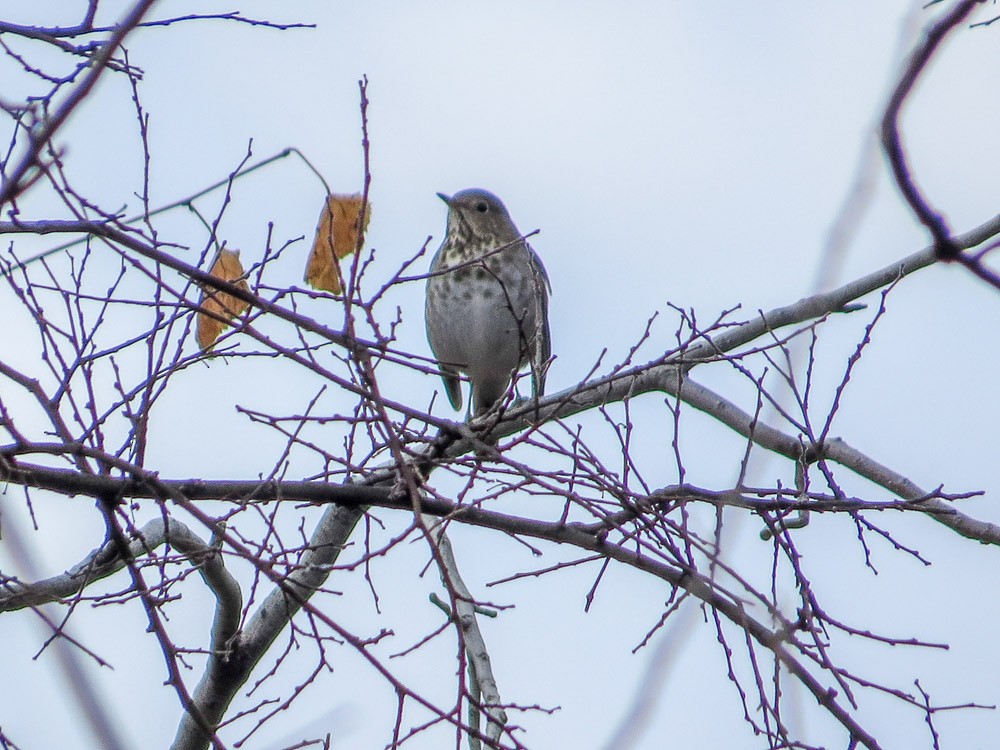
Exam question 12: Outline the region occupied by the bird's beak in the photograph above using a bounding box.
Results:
[436,192,452,206]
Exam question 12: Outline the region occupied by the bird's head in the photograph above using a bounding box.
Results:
[438,188,521,243]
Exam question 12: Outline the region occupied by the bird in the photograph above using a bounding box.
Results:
[425,188,551,419]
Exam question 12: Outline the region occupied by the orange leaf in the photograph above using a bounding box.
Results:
[304,193,372,294]
[197,249,251,351]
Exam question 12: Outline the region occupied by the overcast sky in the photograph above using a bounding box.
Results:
[2,2,1000,749]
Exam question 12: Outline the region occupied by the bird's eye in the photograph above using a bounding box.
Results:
[475,201,489,213]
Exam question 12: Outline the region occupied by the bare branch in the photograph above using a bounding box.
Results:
[880,0,1000,289]
[0,0,159,206]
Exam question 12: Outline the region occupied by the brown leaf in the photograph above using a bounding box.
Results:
[304,193,372,294]
[197,248,251,351]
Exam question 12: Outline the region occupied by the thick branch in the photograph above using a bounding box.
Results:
[675,378,1000,544]
[493,212,1000,442]
[424,515,508,743]
[1,393,994,548]
[0,518,242,647]
[170,503,364,750]
[0,457,391,506]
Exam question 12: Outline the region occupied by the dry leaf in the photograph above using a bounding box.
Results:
[304,193,372,294]
[197,248,250,351]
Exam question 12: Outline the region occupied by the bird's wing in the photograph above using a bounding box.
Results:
[529,253,552,399]
[529,246,553,294]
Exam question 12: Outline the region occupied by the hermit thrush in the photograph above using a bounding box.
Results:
[425,188,551,417]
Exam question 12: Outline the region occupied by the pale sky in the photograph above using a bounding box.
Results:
[2,2,1000,749]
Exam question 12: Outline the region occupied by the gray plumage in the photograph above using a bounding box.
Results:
[425,188,551,415]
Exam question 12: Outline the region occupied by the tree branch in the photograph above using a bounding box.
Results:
[0,0,159,206]
[423,515,508,744]
[880,0,1000,289]
[489,211,1000,445]
[1,516,241,635]
[170,502,364,750]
